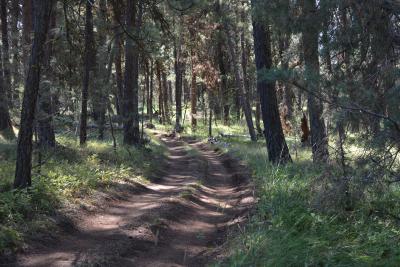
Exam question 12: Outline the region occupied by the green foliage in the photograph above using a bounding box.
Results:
[0,131,164,255]
[211,137,400,266]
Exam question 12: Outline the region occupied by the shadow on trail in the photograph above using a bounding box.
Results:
[16,132,255,267]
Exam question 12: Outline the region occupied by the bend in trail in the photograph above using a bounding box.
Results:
[16,133,255,267]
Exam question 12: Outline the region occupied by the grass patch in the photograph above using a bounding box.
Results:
[209,136,400,266]
[0,130,165,257]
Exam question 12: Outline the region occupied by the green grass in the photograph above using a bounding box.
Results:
[206,136,400,266]
[0,130,165,256]
[150,119,400,265]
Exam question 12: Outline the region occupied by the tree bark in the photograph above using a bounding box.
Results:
[156,61,165,124]
[22,0,33,74]
[114,45,123,117]
[145,60,150,118]
[79,0,94,146]
[92,0,108,140]
[1,0,12,108]
[149,60,154,123]
[11,0,20,103]
[123,0,142,145]
[189,29,197,132]
[174,25,183,131]
[14,0,54,188]
[255,102,262,135]
[0,0,13,136]
[251,2,291,163]
[111,0,124,118]
[37,11,56,149]
[162,71,171,124]
[224,20,257,142]
[0,71,12,135]
[183,78,190,104]
[302,0,329,163]
[191,71,197,131]
[217,34,230,126]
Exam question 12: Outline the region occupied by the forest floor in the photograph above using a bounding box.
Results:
[14,131,254,267]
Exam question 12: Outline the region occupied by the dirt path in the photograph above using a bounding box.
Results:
[16,134,254,267]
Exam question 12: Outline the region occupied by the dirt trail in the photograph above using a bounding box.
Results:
[16,134,255,267]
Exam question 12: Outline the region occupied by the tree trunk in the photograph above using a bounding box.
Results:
[1,0,12,108]
[123,0,142,145]
[252,3,291,163]
[14,0,54,188]
[279,34,294,121]
[191,71,197,132]
[145,60,150,118]
[114,35,123,117]
[11,0,20,104]
[302,0,329,163]
[92,0,107,140]
[189,29,197,132]
[79,0,94,146]
[0,0,13,137]
[174,27,183,131]
[149,60,154,123]
[168,80,173,106]
[209,100,213,137]
[218,34,230,126]
[111,1,124,118]
[22,0,33,74]
[0,73,13,135]
[224,21,257,142]
[255,101,262,135]
[38,13,56,149]
[184,78,190,104]
[156,61,164,124]
[162,71,171,124]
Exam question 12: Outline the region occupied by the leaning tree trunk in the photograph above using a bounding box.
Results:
[224,20,257,142]
[302,0,329,163]
[79,0,94,146]
[252,1,291,163]
[123,0,142,145]
[14,0,54,188]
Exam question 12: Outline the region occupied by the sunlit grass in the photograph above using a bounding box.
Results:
[176,122,400,266]
[208,136,400,265]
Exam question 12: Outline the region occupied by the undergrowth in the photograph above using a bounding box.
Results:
[0,130,164,258]
[211,138,400,266]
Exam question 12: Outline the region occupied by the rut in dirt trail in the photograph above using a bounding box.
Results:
[17,133,255,267]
